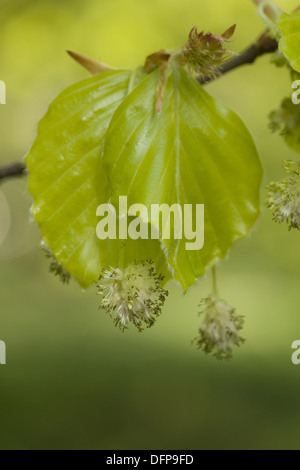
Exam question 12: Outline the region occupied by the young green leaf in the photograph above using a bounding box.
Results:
[103,66,262,292]
[26,70,170,288]
[278,12,300,73]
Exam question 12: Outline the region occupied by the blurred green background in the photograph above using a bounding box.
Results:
[1,0,300,450]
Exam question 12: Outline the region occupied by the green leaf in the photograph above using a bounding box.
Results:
[103,66,262,292]
[278,12,300,73]
[26,70,170,288]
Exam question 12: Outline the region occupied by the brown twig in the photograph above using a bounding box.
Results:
[0,162,27,183]
[200,0,300,85]
[199,32,278,85]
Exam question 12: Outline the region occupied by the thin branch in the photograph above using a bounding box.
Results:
[0,162,27,183]
[199,32,278,85]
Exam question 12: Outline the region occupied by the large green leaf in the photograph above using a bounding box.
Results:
[26,70,170,288]
[278,12,300,73]
[103,66,262,292]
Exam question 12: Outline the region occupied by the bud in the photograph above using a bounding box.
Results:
[97,261,168,332]
[266,161,300,229]
[194,295,244,360]
[67,50,114,75]
[181,25,236,78]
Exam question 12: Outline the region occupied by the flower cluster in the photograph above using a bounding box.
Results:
[266,161,300,229]
[269,98,300,146]
[181,25,236,78]
[194,295,244,360]
[97,261,168,332]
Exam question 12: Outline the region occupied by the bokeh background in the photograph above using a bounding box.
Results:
[0,0,300,450]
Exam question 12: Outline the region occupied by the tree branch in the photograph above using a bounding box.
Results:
[0,162,27,183]
[199,32,278,85]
